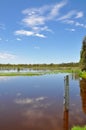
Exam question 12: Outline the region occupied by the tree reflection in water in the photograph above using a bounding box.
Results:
[80,78,86,114]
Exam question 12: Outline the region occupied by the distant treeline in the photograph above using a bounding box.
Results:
[0,62,79,70]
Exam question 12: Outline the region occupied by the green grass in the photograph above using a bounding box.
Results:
[0,70,75,76]
[0,68,80,76]
[0,72,43,76]
[79,71,86,79]
[71,126,86,130]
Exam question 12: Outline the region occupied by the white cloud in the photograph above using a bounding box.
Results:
[57,10,85,30]
[34,46,40,49]
[66,28,75,32]
[22,16,45,27]
[75,11,84,18]
[22,5,50,15]
[15,97,47,105]
[58,10,76,20]
[16,38,22,41]
[75,22,86,28]
[58,10,84,21]
[15,0,85,38]
[35,33,46,38]
[15,98,34,105]
[0,53,16,59]
[32,26,52,33]
[63,19,75,24]
[15,30,34,36]
[62,19,86,29]
[35,97,47,101]
[49,0,67,19]
[0,77,11,81]
[15,30,46,38]
[22,1,67,25]
[15,1,67,38]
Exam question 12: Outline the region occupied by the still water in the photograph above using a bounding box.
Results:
[0,73,86,130]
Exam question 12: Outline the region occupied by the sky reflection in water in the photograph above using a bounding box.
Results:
[0,73,86,130]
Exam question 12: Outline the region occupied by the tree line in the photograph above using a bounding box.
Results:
[0,62,79,70]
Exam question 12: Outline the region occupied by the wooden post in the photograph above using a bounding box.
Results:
[63,75,69,130]
[64,75,69,110]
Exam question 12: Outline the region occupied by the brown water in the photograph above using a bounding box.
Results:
[0,73,86,130]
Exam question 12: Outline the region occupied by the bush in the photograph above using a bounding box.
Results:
[71,126,86,130]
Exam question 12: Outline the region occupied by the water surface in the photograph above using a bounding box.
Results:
[0,73,86,130]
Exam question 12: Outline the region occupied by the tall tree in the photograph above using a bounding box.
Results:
[80,36,86,71]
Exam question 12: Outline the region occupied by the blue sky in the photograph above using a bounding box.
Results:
[0,0,86,64]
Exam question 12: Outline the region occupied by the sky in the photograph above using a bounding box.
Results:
[0,0,86,64]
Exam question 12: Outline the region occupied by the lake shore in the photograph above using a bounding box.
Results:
[0,68,80,76]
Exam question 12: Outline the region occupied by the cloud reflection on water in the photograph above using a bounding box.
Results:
[0,76,11,81]
[14,96,47,105]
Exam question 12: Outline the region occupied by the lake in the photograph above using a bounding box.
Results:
[0,73,86,130]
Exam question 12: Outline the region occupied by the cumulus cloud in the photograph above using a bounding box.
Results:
[0,53,16,59]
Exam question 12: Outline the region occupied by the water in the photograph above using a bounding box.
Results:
[0,73,86,130]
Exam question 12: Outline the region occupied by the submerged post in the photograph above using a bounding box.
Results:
[64,75,69,110]
[63,75,69,130]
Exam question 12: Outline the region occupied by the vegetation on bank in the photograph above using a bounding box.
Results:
[0,66,80,76]
[0,64,85,78]
[79,71,86,79]
[80,36,86,71]
[0,72,44,76]
[71,126,86,130]
[0,62,80,76]
[0,62,79,71]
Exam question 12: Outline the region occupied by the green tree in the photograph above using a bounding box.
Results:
[80,36,86,71]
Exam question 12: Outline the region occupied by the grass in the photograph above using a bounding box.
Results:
[0,69,77,76]
[71,126,86,130]
[0,72,43,76]
[0,67,81,76]
[79,71,86,79]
